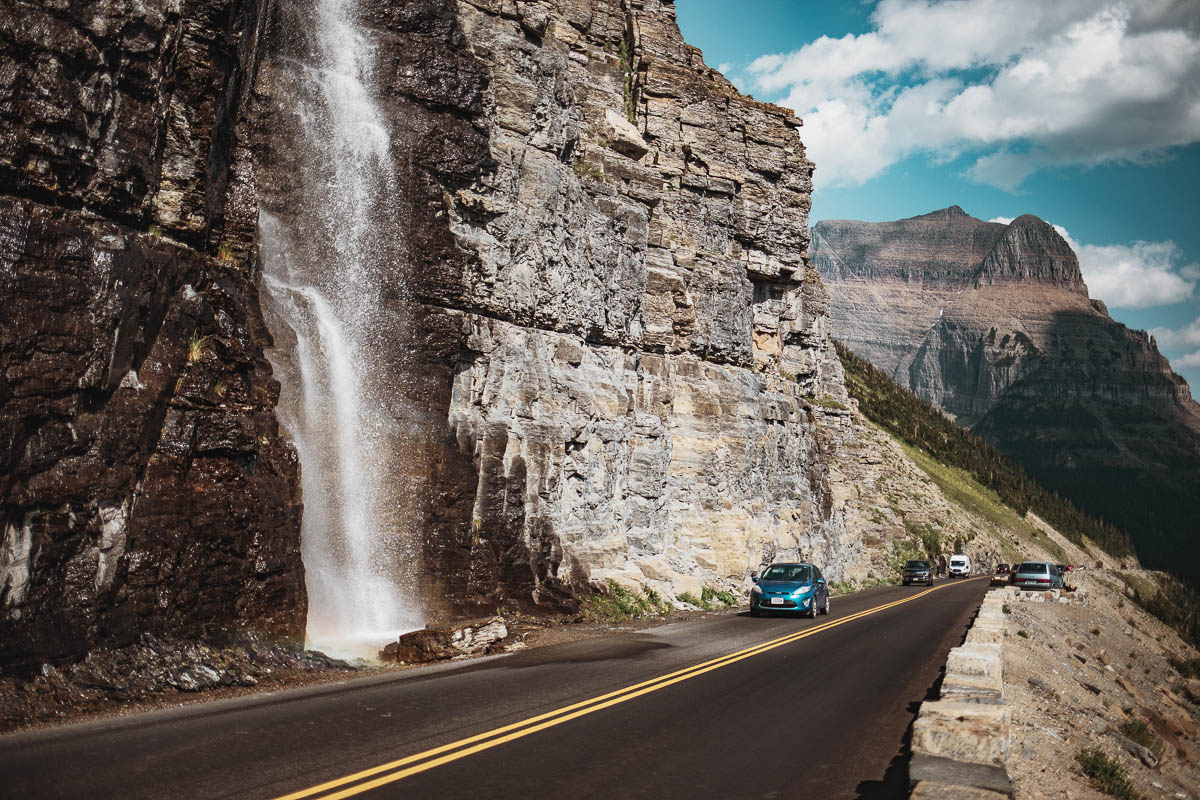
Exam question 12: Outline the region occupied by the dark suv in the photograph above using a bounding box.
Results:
[902,559,933,586]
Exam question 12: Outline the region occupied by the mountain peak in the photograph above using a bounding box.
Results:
[903,205,975,223]
[977,214,1086,291]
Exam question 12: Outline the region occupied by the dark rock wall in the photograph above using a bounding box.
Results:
[0,0,304,670]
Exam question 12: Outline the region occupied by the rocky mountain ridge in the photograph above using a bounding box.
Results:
[812,207,1200,584]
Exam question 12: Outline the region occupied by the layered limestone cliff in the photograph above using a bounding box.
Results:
[254,0,855,616]
[0,0,305,668]
[812,207,1200,582]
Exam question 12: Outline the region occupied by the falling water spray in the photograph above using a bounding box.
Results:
[258,0,424,659]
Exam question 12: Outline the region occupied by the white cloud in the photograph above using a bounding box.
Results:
[1175,350,1200,368]
[746,0,1200,190]
[1076,241,1196,308]
[1151,316,1200,349]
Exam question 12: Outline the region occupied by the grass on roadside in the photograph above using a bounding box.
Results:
[900,442,1066,562]
[585,581,672,622]
[1076,748,1141,800]
[679,587,741,611]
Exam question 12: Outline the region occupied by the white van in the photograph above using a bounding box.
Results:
[949,554,972,578]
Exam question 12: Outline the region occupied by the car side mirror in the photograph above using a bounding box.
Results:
[817,578,825,585]
[751,573,759,583]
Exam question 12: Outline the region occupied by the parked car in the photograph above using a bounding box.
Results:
[750,563,830,618]
[1011,561,1064,590]
[990,564,1011,586]
[902,559,934,586]
[948,554,972,578]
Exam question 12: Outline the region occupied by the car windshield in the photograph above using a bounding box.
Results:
[762,565,811,582]
[904,560,930,569]
[951,558,967,564]
[1016,562,1048,574]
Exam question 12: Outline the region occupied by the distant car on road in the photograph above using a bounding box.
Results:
[948,554,972,578]
[1011,561,1064,590]
[750,563,830,618]
[902,559,933,586]
[990,564,1011,586]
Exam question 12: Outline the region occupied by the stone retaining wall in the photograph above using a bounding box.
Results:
[910,583,1091,797]
[910,587,1014,798]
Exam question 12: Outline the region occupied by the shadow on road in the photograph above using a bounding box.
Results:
[854,662,948,798]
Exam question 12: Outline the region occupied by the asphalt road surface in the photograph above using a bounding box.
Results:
[1,577,989,800]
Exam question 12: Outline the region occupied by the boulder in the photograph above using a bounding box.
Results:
[603,109,649,159]
[380,618,509,664]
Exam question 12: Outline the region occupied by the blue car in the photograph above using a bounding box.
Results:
[749,562,830,618]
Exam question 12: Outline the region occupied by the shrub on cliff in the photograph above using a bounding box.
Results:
[1120,573,1200,650]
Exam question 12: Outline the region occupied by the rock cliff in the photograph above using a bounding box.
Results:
[0,0,305,669]
[253,0,853,617]
[1,0,868,665]
[812,207,1200,583]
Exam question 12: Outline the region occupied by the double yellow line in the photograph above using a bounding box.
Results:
[275,580,970,800]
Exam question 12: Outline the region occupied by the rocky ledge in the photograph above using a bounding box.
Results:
[0,632,358,733]
[912,572,1200,798]
[1002,571,1199,799]
[379,616,511,664]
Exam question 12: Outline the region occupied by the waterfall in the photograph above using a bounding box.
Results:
[258,0,424,659]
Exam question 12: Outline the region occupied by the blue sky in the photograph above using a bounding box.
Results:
[676,0,1200,390]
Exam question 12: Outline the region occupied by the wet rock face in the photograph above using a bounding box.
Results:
[812,207,1200,583]
[3,0,857,657]
[0,0,304,670]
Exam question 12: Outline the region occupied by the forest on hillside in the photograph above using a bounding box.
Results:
[834,341,1134,558]
[836,341,1200,646]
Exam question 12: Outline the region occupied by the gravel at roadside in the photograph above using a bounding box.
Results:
[1004,571,1199,799]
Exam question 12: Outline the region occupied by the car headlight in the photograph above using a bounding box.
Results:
[792,586,812,597]
[751,586,762,596]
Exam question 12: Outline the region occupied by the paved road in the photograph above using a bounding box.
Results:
[1,578,988,800]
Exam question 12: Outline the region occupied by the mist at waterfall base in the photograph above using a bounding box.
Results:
[259,0,425,661]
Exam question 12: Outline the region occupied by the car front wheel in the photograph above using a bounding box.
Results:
[822,594,831,616]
